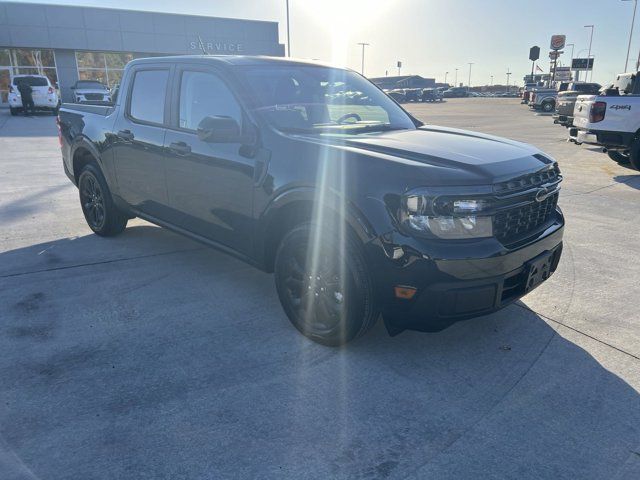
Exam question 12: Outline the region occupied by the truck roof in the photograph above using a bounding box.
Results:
[128,55,336,69]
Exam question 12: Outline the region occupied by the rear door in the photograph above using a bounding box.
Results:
[112,65,171,218]
[162,65,256,255]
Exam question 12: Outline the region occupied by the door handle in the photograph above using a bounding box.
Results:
[117,129,134,141]
[169,141,191,155]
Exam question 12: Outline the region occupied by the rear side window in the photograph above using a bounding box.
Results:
[13,76,48,87]
[129,69,169,125]
[178,70,242,131]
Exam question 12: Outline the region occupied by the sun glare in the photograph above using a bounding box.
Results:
[298,0,392,65]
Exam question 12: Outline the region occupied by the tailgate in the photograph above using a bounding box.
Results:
[573,95,596,129]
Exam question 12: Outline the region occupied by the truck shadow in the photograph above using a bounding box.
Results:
[614,174,640,189]
[0,225,639,479]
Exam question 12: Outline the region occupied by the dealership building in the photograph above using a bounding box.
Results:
[0,2,285,104]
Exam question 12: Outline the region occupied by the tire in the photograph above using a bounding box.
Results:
[78,163,128,236]
[541,101,555,113]
[274,223,379,346]
[9,107,17,116]
[630,140,640,171]
[607,151,630,164]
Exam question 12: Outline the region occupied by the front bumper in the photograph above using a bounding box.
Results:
[365,211,564,333]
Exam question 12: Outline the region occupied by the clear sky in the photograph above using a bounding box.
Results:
[12,0,639,86]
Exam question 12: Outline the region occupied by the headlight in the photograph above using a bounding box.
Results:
[401,188,493,239]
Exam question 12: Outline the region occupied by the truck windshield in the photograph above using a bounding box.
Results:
[237,65,417,134]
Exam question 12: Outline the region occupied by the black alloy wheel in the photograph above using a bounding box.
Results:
[78,164,128,236]
[80,173,106,231]
[274,223,378,346]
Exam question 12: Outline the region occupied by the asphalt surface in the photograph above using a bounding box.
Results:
[1,99,639,480]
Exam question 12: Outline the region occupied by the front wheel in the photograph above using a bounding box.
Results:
[9,107,17,116]
[274,223,379,346]
[78,164,128,236]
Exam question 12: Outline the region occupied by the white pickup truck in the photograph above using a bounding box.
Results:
[570,72,640,169]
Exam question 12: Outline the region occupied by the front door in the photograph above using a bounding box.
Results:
[163,67,255,255]
[112,67,171,218]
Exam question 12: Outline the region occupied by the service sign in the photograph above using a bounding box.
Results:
[550,35,566,50]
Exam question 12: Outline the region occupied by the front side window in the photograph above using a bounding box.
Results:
[129,69,169,124]
[178,70,242,131]
[238,65,416,134]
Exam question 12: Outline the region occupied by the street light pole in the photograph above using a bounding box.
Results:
[454,68,458,86]
[585,24,594,81]
[490,75,493,86]
[467,62,474,91]
[623,0,638,72]
[444,71,449,85]
[357,42,370,76]
[286,0,291,57]
[506,69,511,93]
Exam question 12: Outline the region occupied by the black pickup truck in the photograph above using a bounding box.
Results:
[58,56,564,345]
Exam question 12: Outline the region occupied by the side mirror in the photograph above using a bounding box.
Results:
[197,115,241,143]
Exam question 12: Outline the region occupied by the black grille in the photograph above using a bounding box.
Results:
[494,166,559,195]
[84,93,104,101]
[493,192,559,243]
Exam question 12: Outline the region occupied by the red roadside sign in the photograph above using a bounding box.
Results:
[550,35,566,50]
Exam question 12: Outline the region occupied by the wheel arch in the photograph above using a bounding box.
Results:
[258,187,377,273]
[71,138,103,184]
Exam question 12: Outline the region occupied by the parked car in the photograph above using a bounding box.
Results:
[570,72,640,169]
[385,88,406,103]
[421,88,443,102]
[521,83,539,104]
[443,87,468,98]
[8,74,60,115]
[71,80,113,104]
[58,56,564,345]
[404,88,422,102]
[554,82,601,127]
[529,83,569,112]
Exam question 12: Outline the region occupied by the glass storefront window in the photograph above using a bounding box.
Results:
[0,49,10,66]
[107,69,123,87]
[105,52,134,69]
[0,48,57,104]
[76,51,161,89]
[76,52,106,69]
[78,69,108,85]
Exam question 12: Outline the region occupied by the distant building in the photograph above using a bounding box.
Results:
[0,2,284,104]
[369,75,436,89]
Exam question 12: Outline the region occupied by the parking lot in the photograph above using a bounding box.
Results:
[1,98,639,479]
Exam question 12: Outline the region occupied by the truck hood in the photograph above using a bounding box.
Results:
[316,126,554,185]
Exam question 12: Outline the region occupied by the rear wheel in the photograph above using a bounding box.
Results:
[78,163,128,236]
[9,107,17,116]
[607,151,630,164]
[274,223,379,346]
